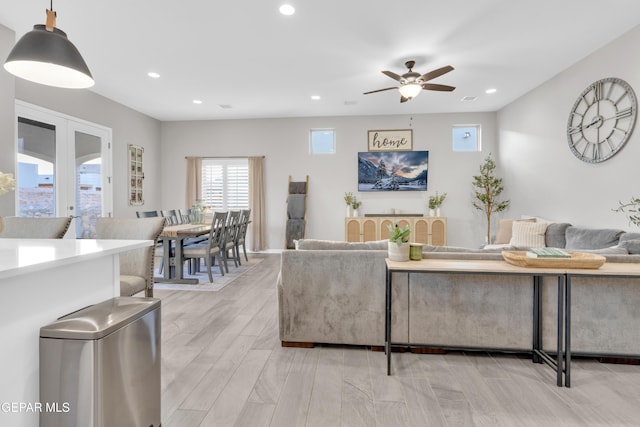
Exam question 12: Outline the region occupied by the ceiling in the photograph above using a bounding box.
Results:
[1,0,640,122]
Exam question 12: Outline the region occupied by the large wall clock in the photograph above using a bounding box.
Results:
[567,77,637,163]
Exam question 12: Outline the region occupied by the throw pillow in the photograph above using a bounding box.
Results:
[565,227,625,250]
[509,221,548,248]
[545,223,572,248]
[494,218,536,244]
[618,239,640,255]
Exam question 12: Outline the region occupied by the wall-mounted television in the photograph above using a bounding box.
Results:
[358,151,428,191]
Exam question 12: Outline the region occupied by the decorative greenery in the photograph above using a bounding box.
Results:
[471,153,510,244]
[0,171,16,196]
[428,191,447,209]
[344,192,355,206]
[387,222,410,246]
[613,196,640,227]
[351,199,362,210]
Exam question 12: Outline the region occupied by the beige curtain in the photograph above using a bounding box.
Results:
[185,157,202,208]
[248,156,265,251]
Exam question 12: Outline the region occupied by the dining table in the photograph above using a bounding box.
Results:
[154,223,211,284]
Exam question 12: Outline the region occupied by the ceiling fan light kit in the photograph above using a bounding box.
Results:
[364,60,455,103]
[4,1,94,89]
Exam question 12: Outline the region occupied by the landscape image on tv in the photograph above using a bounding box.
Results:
[358,151,428,191]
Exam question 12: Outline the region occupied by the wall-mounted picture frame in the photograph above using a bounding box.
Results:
[358,150,428,191]
[367,129,413,152]
[128,144,144,205]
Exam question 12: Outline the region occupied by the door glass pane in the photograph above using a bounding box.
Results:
[75,131,102,238]
[17,117,56,217]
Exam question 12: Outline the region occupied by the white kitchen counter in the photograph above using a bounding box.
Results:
[0,238,153,427]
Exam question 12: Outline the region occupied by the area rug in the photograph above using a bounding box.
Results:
[153,256,264,292]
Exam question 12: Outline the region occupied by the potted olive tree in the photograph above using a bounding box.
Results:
[472,153,510,244]
[387,222,410,261]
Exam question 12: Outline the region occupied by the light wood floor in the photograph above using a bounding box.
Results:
[156,253,640,427]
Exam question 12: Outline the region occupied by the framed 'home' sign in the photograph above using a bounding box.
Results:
[368,129,413,152]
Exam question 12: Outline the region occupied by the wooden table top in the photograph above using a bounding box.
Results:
[160,223,211,237]
[385,257,640,277]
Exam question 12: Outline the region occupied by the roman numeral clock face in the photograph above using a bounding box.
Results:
[567,77,637,163]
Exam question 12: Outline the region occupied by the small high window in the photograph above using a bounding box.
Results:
[310,129,335,154]
[452,125,481,152]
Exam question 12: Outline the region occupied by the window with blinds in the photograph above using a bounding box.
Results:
[200,158,249,210]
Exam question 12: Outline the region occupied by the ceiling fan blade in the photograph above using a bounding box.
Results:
[422,83,456,92]
[382,70,403,82]
[400,96,409,103]
[419,65,454,82]
[363,87,398,95]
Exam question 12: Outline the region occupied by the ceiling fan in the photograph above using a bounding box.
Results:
[364,60,456,103]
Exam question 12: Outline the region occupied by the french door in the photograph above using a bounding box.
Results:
[15,101,113,238]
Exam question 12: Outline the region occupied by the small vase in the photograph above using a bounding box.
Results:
[346,205,352,218]
[429,209,435,217]
[352,208,359,217]
[388,241,410,262]
[436,208,441,217]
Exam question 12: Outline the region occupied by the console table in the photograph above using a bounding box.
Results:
[384,258,569,387]
[346,216,446,245]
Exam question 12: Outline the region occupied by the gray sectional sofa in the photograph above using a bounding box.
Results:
[277,225,640,357]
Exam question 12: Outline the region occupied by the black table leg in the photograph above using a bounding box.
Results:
[565,275,571,388]
[556,275,564,387]
[385,265,392,375]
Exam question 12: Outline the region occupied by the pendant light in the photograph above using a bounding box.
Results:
[4,0,94,89]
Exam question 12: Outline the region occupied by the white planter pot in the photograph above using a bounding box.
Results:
[346,206,352,217]
[388,241,410,262]
[429,209,435,217]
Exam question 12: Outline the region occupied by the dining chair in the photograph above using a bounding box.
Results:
[95,217,165,297]
[236,208,251,263]
[183,211,228,282]
[136,210,159,218]
[160,209,179,225]
[221,210,241,272]
[178,208,192,224]
[136,210,168,273]
[0,216,72,238]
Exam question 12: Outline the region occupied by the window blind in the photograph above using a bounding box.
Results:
[200,158,249,210]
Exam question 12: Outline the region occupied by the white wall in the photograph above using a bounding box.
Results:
[497,25,640,231]
[161,112,498,249]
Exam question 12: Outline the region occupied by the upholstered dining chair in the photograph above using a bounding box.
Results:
[183,211,228,282]
[0,216,72,238]
[95,217,165,297]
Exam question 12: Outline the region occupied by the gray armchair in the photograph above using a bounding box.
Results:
[0,216,72,238]
[95,217,165,297]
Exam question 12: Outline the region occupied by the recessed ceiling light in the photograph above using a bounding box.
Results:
[461,96,477,102]
[147,72,160,79]
[311,95,321,100]
[192,99,203,105]
[485,88,497,94]
[279,4,295,15]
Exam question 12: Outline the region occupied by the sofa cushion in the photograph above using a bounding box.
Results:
[509,221,548,248]
[565,227,625,250]
[618,239,640,255]
[295,239,388,250]
[494,218,535,244]
[620,232,640,243]
[545,223,572,248]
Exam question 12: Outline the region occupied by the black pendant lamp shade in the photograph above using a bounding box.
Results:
[4,7,94,89]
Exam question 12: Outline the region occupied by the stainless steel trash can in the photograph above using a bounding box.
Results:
[39,297,161,427]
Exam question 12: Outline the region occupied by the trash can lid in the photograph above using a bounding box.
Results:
[40,297,160,340]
